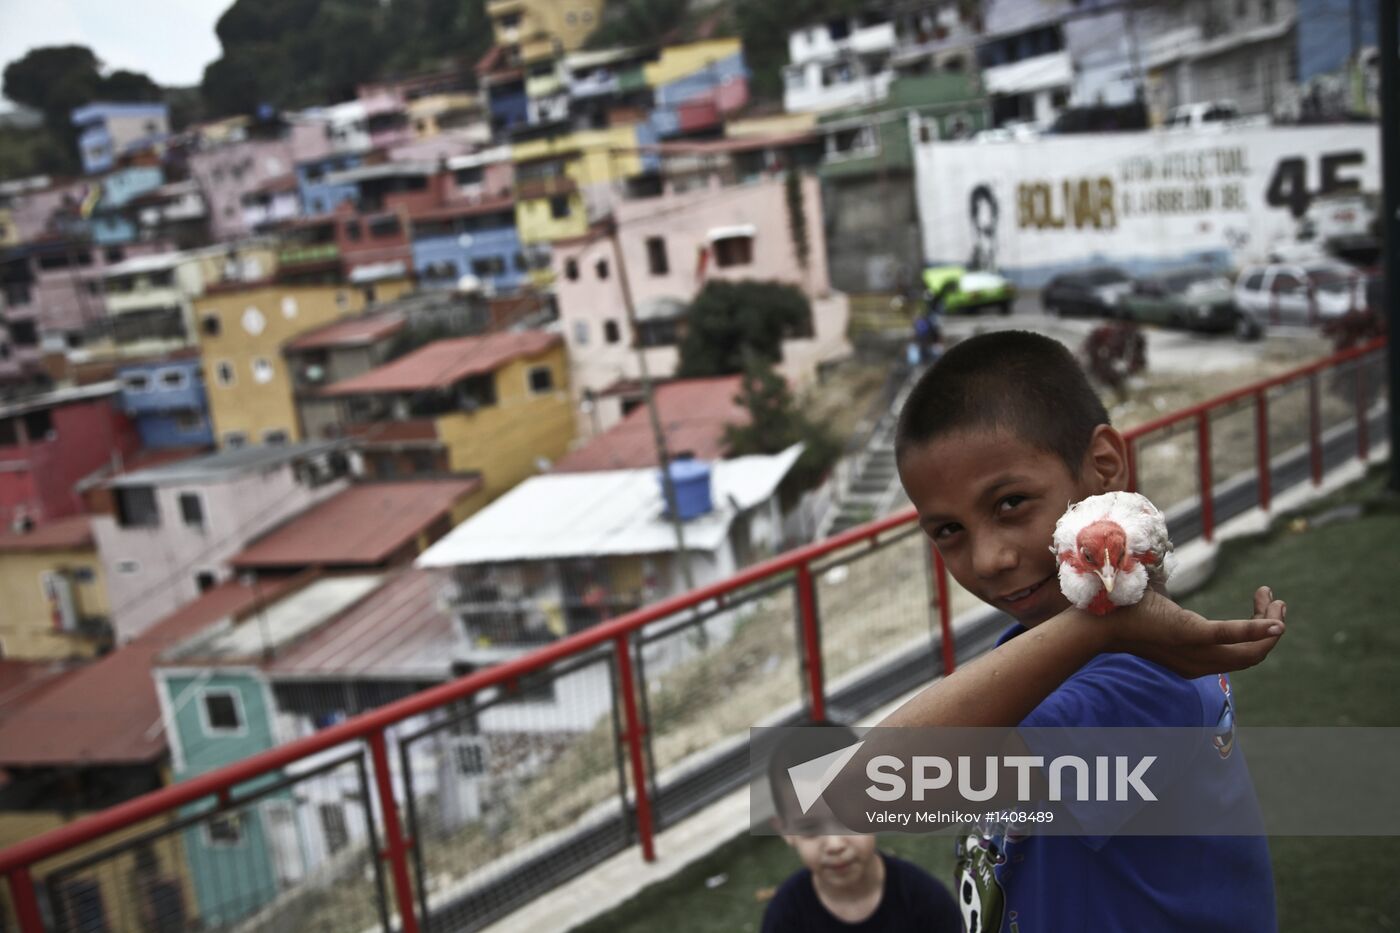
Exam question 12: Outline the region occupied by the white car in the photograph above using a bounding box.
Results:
[1234,262,1366,328]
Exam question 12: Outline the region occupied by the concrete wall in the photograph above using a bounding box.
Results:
[0,545,108,660]
[0,398,140,525]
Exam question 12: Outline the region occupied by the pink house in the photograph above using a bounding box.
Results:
[188,119,330,241]
[550,170,849,437]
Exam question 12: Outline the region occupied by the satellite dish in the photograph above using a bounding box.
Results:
[455,274,483,294]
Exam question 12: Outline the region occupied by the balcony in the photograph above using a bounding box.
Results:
[278,243,341,267]
[513,175,577,201]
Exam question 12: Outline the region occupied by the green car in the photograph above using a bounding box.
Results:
[922,265,1017,315]
[1118,267,1245,335]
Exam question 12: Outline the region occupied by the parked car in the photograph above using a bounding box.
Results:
[1120,267,1254,338]
[922,265,1017,314]
[1234,261,1366,328]
[1042,267,1134,317]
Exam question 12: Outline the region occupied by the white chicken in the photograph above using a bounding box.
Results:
[1051,491,1174,616]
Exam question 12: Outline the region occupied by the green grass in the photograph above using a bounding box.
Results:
[574,468,1400,933]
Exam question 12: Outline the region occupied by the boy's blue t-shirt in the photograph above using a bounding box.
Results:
[953,625,1277,933]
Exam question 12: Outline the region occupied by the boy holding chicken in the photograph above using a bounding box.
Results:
[848,330,1284,931]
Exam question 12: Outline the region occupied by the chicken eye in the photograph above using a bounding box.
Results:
[1080,546,1096,565]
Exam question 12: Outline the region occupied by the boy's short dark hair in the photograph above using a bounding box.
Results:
[895,330,1109,472]
[766,722,860,824]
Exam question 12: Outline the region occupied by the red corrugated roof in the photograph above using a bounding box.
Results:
[553,376,747,472]
[411,195,515,224]
[267,567,454,678]
[284,314,406,351]
[229,479,481,570]
[0,515,93,552]
[0,660,81,725]
[320,330,561,396]
[0,578,299,766]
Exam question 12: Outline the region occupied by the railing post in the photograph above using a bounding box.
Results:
[1309,372,1323,486]
[795,562,826,723]
[931,545,956,675]
[613,634,656,862]
[1197,412,1214,542]
[1356,363,1370,461]
[369,731,420,933]
[1125,437,1138,494]
[1255,390,1271,511]
[6,867,44,933]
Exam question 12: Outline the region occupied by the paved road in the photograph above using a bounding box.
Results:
[941,292,1328,373]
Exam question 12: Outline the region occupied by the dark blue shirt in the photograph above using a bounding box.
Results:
[762,852,963,932]
[952,625,1277,933]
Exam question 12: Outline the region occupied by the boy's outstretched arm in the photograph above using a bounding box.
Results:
[879,586,1285,730]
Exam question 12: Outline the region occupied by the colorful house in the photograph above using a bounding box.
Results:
[187,116,330,241]
[510,125,646,245]
[0,383,140,527]
[318,331,574,497]
[410,196,525,293]
[193,280,410,447]
[0,516,110,660]
[294,153,363,216]
[115,354,215,450]
[84,442,352,641]
[70,102,170,175]
[89,165,166,245]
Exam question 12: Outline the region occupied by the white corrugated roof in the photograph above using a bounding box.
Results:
[416,445,803,567]
[983,51,1073,96]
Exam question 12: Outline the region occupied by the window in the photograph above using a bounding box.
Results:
[471,256,507,277]
[0,419,17,448]
[179,492,204,528]
[205,814,243,846]
[195,570,217,592]
[251,357,275,384]
[175,412,205,434]
[1242,271,1265,291]
[344,220,362,241]
[595,259,609,280]
[573,320,589,345]
[604,320,621,344]
[713,236,754,268]
[22,410,51,441]
[454,166,484,187]
[215,361,235,387]
[368,216,402,238]
[104,247,125,264]
[550,195,571,219]
[202,314,222,337]
[223,431,248,448]
[263,429,288,445]
[646,237,669,275]
[565,258,580,281]
[201,689,244,734]
[116,486,160,528]
[123,373,151,393]
[159,369,188,390]
[636,319,679,347]
[528,365,554,394]
[319,804,350,854]
[9,321,36,346]
[514,252,528,272]
[1273,272,1303,294]
[116,559,141,575]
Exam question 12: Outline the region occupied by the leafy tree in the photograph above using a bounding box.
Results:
[724,353,841,496]
[584,0,690,50]
[677,280,813,378]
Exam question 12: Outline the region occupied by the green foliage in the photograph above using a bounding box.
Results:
[724,354,841,495]
[201,0,493,116]
[583,0,690,50]
[734,0,868,100]
[2,45,165,177]
[677,280,813,378]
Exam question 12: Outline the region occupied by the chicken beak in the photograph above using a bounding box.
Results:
[1098,550,1116,594]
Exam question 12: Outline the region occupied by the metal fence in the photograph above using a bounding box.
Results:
[0,338,1389,933]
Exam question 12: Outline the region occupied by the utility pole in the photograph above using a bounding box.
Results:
[1380,0,1400,493]
[607,215,696,593]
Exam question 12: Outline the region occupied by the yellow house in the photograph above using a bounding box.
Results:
[0,515,110,660]
[193,280,411,447]
[321,331,575,500]
[511,125,643,244]
[643,38,744,88]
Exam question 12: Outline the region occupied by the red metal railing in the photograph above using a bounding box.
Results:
[0,337,1387,932]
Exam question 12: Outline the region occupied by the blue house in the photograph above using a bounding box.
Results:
[486,79,530,133]
[410,198,526,293]
[70,102,170,175]
[91,166,165,245]
[116,357,214,449]
[295,153,363,216]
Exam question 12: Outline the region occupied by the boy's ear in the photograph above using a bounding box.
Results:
[1084,425,1130,492]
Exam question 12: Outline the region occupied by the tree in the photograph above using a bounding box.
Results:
[584,0,690,50]
[724,353,841,496]
[677,280,813,378]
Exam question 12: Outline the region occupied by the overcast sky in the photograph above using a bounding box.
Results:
[1,0,234,105]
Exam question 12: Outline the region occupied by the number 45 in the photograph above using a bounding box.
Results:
[1266,151,1366,218]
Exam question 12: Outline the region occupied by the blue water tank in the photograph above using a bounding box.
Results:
[660,460,713,521]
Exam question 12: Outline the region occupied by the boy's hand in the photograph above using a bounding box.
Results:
[1104,586,1285,678]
